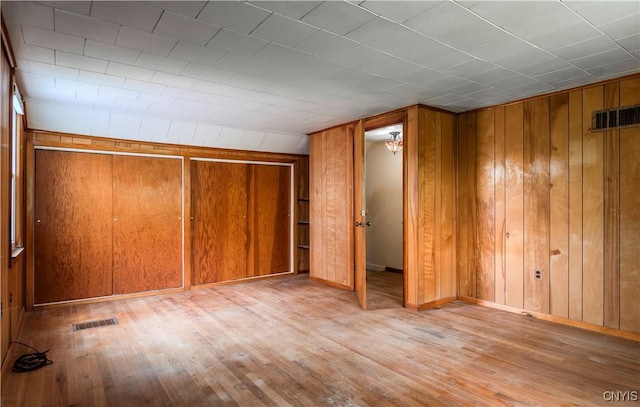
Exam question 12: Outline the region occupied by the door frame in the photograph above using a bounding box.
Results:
[355,109,409,308]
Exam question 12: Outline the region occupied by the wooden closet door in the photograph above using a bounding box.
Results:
[191,160,249,284]
[251,164,291,277]
[34,150,113,303]
[112,155,182,294]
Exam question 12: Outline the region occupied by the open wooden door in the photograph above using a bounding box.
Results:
[354,120,367,309]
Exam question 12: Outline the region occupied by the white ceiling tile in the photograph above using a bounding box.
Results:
[139,93,176,105]
[169,41,227,66]
[16,70,55,91]
[338,45,394,72]
[519,58,575,77]
[150,72,197,88]
[292,55,345,78]
[142,1,208,19]
[206,29,268,56]
[116,27,178,56]
[182,63,232,83]
[193,124,223,145]
[617,34,640,53]
[35,101,75,125]
[56,51,108,73]
[214,54,269,76]
[467,67,518,85]
[154,12,220,46]
[448,82,491,96]
[493,46,555,71]
[438,21,510,52]
[566,1,640,27]
[13,43,55,64]
[254,65,308,83]
[84,40,141,65]
[447,59,498,79]
[468,1,583,41]
[91,1,163,32]
[250,14,318,47]
[136,52,189,75]
[197,2,271,34]
[301,2,376,36]
[168,120,198,141]
[22,26,85,54]
[295,30,359,61]
[82,92,116,108]
[366,58,425,79]
[55,78,99,94]
[109,112,142,133]
[252,43,309,66]
[404,2,480,40]
[465,88,509,101]
[139,117,171,139]
[534,67,591,85]
[123,79,166,95]
[106,62,156,81]
[99,85,139,100]
[27,60,79,80]
[585,58,640,79]
[5,22,24,45]
[73,108,110,130]
[216,127,245,148]
[112,98,151,113]
[359,76,403,92]
[505,82,555,97]
[598,13,640,41]
[570,49,636,70]
[240,129,266,148]
[468,37,529,62]
[39,1,91,16]
[553,36,619,61]
[488,74,539,90]
[360,1,443,24]
[398,68,451,87]
[78,70,126,87]
[529,22,602,52]
[346,17,413,50]
[1,1,54,30]
[423,75,472,92]
[54,9,120,44]
[247,1,322,20]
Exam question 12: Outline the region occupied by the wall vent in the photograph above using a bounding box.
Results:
[72,318,118,331]
[592,105,640,131]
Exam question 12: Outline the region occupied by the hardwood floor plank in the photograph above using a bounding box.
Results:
[3,276,638,406]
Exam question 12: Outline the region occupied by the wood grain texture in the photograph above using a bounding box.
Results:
[440,113,456,299]
[456,114,471,298]
[112,155,183,294]
[420,109,436,303]
[523,98,550,313]
[405,107,419,307]
[354,120,366,309]
[308,124,354,290]
[252,164,291,277]
[476,109,495,302]
[34,150,113,303]
[581,86,604,326]
[504,103,524,308]
[1,48,11,365]
[603,82,620,329]
[618,77,640,333]
[568,90,583,321]
[4,277,640,406]
[549,93,569,318]
[493,107,506,305]
[191,160,249,284]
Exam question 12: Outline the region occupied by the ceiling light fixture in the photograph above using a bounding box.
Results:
[385,131,403,155]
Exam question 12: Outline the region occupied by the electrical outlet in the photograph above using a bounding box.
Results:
[535,270,542,280]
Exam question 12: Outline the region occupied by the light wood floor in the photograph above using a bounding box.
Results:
[366,270,403,310]
[2,275,639,406]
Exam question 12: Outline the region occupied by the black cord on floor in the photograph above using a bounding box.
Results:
[9,341,53,373]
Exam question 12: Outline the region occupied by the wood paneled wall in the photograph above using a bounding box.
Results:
[308,122,355,290]
[457,75,640,334]
[406,106,457,309]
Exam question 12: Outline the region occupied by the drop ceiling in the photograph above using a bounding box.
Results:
[2,1,639,154]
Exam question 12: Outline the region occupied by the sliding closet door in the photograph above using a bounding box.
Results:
[34,150,113,303]
[191,160,249,284]
[251,164,291,277]
[112,155,182,294]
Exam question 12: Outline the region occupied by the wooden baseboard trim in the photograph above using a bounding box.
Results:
[384,267,403,274]
[34,287,187,309]
[457,296,640,342]
[406,296,457,311]
[308,276,353,291]
[191,272,295,289]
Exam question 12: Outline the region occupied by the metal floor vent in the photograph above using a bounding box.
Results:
[72,318,118,332]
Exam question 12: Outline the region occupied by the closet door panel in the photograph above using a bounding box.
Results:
[191,161,249,284]
[112,155,182,294]
[34,150,113,303]
[252,165,291,276]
